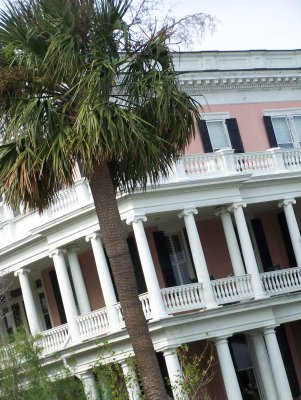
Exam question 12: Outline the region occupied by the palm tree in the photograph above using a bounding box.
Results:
[0,0,200,398]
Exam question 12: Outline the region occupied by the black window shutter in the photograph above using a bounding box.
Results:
[225,118,244,153]
[153,231,177,287]
[127,236,147,294]
[277,212,297,268]
[49,269,67,324]
[263,116,278,148]
[198,119,213,153]
[251,218,273,272]
[183,228,197,281]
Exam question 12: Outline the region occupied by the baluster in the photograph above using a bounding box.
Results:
[282,271,289,288]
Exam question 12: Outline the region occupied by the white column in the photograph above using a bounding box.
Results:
[163,348,188,400]
[215,208,245,276]
[179,208,218,308]
[263,327,293,400]
[121,360,141,400]
[86,233,120,331]
[126,215,168,319]
[215,337,243,400]
[14,269,42,334]
[80,371,100,400]
[67,247,91,315]
[49,249,80,341]
[229,202,267,299]
[278,197,301,267]
[248,331,278,400]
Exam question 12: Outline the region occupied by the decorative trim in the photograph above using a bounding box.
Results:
[14,268,30,277]
[49,248,67,258]
[126,214,147,225]
[278,197,296,208]
[178,208,198,218]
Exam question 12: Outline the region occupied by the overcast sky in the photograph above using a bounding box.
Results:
[164,0,301,51]
[0,0,299,51]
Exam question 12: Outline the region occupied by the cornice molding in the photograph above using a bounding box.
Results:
[178,74,301,92]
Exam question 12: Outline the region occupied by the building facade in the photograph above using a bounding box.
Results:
[1,49,301,399]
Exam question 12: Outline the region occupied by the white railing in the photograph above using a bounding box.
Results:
[50,186,79,216]
[114,303,126,328]
[261,267,301,295]
[76,308,110,339]
[233,152,274,173]
[40,324,69,353]
[138,293,152,319]
[161,283,205,313]
[183,154,222,175]
[282,149,301,168]
[211,275,253,305]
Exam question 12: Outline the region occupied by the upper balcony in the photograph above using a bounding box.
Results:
[1,147,301,253]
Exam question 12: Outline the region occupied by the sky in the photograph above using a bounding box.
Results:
[163,0,301,51]
[0,0,299,51]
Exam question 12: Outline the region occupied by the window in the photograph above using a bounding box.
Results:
[198,113,244,153]
[264,109,301,149]
[164,233,193,286]
[206,120,230,151]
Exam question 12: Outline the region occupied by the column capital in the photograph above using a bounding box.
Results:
[278,197,296,208]
[162,347,178,357]
[126,213,147,225]
[214,335,232,344]
[263,325,279,336]
[228,202,246,212]
[85,232,101,242]
[14,268,30,277]
[214,206,229,217]
[49,248,67,258]
[178,208,198,219]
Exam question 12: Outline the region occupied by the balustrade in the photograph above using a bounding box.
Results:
[211,275,253,304]
[183,154,222,175]
[282,149,301,168]
[161,283,205,312]
[261,267,301,295]
[76,308,110,339]
[233,152,274,173]
[40,324,69,353]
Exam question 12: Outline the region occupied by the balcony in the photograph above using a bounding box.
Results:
[38,268,301,355]
[0,147,301,250]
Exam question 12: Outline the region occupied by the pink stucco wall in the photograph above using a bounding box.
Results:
[197,218,233,279]
[146,227,166,288]
[78,250,105,310]
[186,101,301,155]
[261,212,290,268]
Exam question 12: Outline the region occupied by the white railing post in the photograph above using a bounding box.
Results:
[265,147,286,172]
[214,148,237,174]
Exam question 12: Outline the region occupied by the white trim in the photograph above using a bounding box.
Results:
[264,108,301,117]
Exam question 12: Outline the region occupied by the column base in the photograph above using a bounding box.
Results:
[254,292,269,300]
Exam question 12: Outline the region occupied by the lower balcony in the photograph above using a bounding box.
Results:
[39,267,301,355]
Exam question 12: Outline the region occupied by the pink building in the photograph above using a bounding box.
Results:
[1,49,301,399]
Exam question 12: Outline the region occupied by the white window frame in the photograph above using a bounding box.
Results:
[203,112,232,151]
[264,108,301,149]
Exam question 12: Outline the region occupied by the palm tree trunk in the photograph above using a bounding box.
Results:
[89,161,169,400]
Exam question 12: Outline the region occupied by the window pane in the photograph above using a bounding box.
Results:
[293,115,301,144]
[206,120,229,151]
[271,117,293,148]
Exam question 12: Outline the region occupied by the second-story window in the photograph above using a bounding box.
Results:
[198,112,244,153]
[264,109,301,149]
